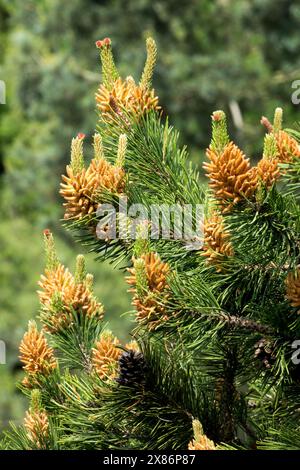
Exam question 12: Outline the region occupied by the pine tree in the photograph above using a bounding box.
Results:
[3,37,300,451]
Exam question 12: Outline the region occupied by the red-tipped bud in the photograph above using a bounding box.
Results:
[95,38,111,49]
[43,229,51,238]
[103,37,111,46]
[260,116,273,133]
[212,110,225,122]
[77,133,86,140]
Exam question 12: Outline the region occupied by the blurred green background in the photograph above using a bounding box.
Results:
[1,0,300,430]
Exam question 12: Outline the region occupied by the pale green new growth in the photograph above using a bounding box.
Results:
[85,273,94,291]
[44,232,59,271]
[30,389,43,413]
[263,133,277,160]
[210,110,229,154]
[70,136,85,175]
[273,107,283,133]
[139,37,157,91]
[115,134,127,168]
[49,291,64,314]
[100,44,119,89]
[75,255,86,284]
[134,258,148,298]
[133,224,150,257]
[93,133,105,161]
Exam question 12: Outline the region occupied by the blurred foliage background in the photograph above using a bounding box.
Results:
[1,0,300,430]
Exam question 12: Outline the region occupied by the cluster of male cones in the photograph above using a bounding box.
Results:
[60,132,125,221]
[59,34,300,315]
[23,390,50,449]
[19,230,145,384]
[38,230,104,333]
[202,107,300,311]
[95,37,160,121]
[17,226,214,449]
[60,36,173,330]
[15,36,300,449]
[60,36,160,224]
[17,227,176,447]
[203,107,300,215]
[126,250,171,330]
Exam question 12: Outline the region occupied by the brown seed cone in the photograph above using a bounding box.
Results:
[204,142,257,212]
[188,435,216,450]
[92,333,121,380]
[24,409,49,448]
[96,77,160,121]
[256,157,280,188]
[254,338,275,369]
[60,158,125,221]
[201,214,233,270]
[286,267,300,313]
[19,323,57,377]
[38,264,104,333]
[126,253,170,329]
[275,130,300,163]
